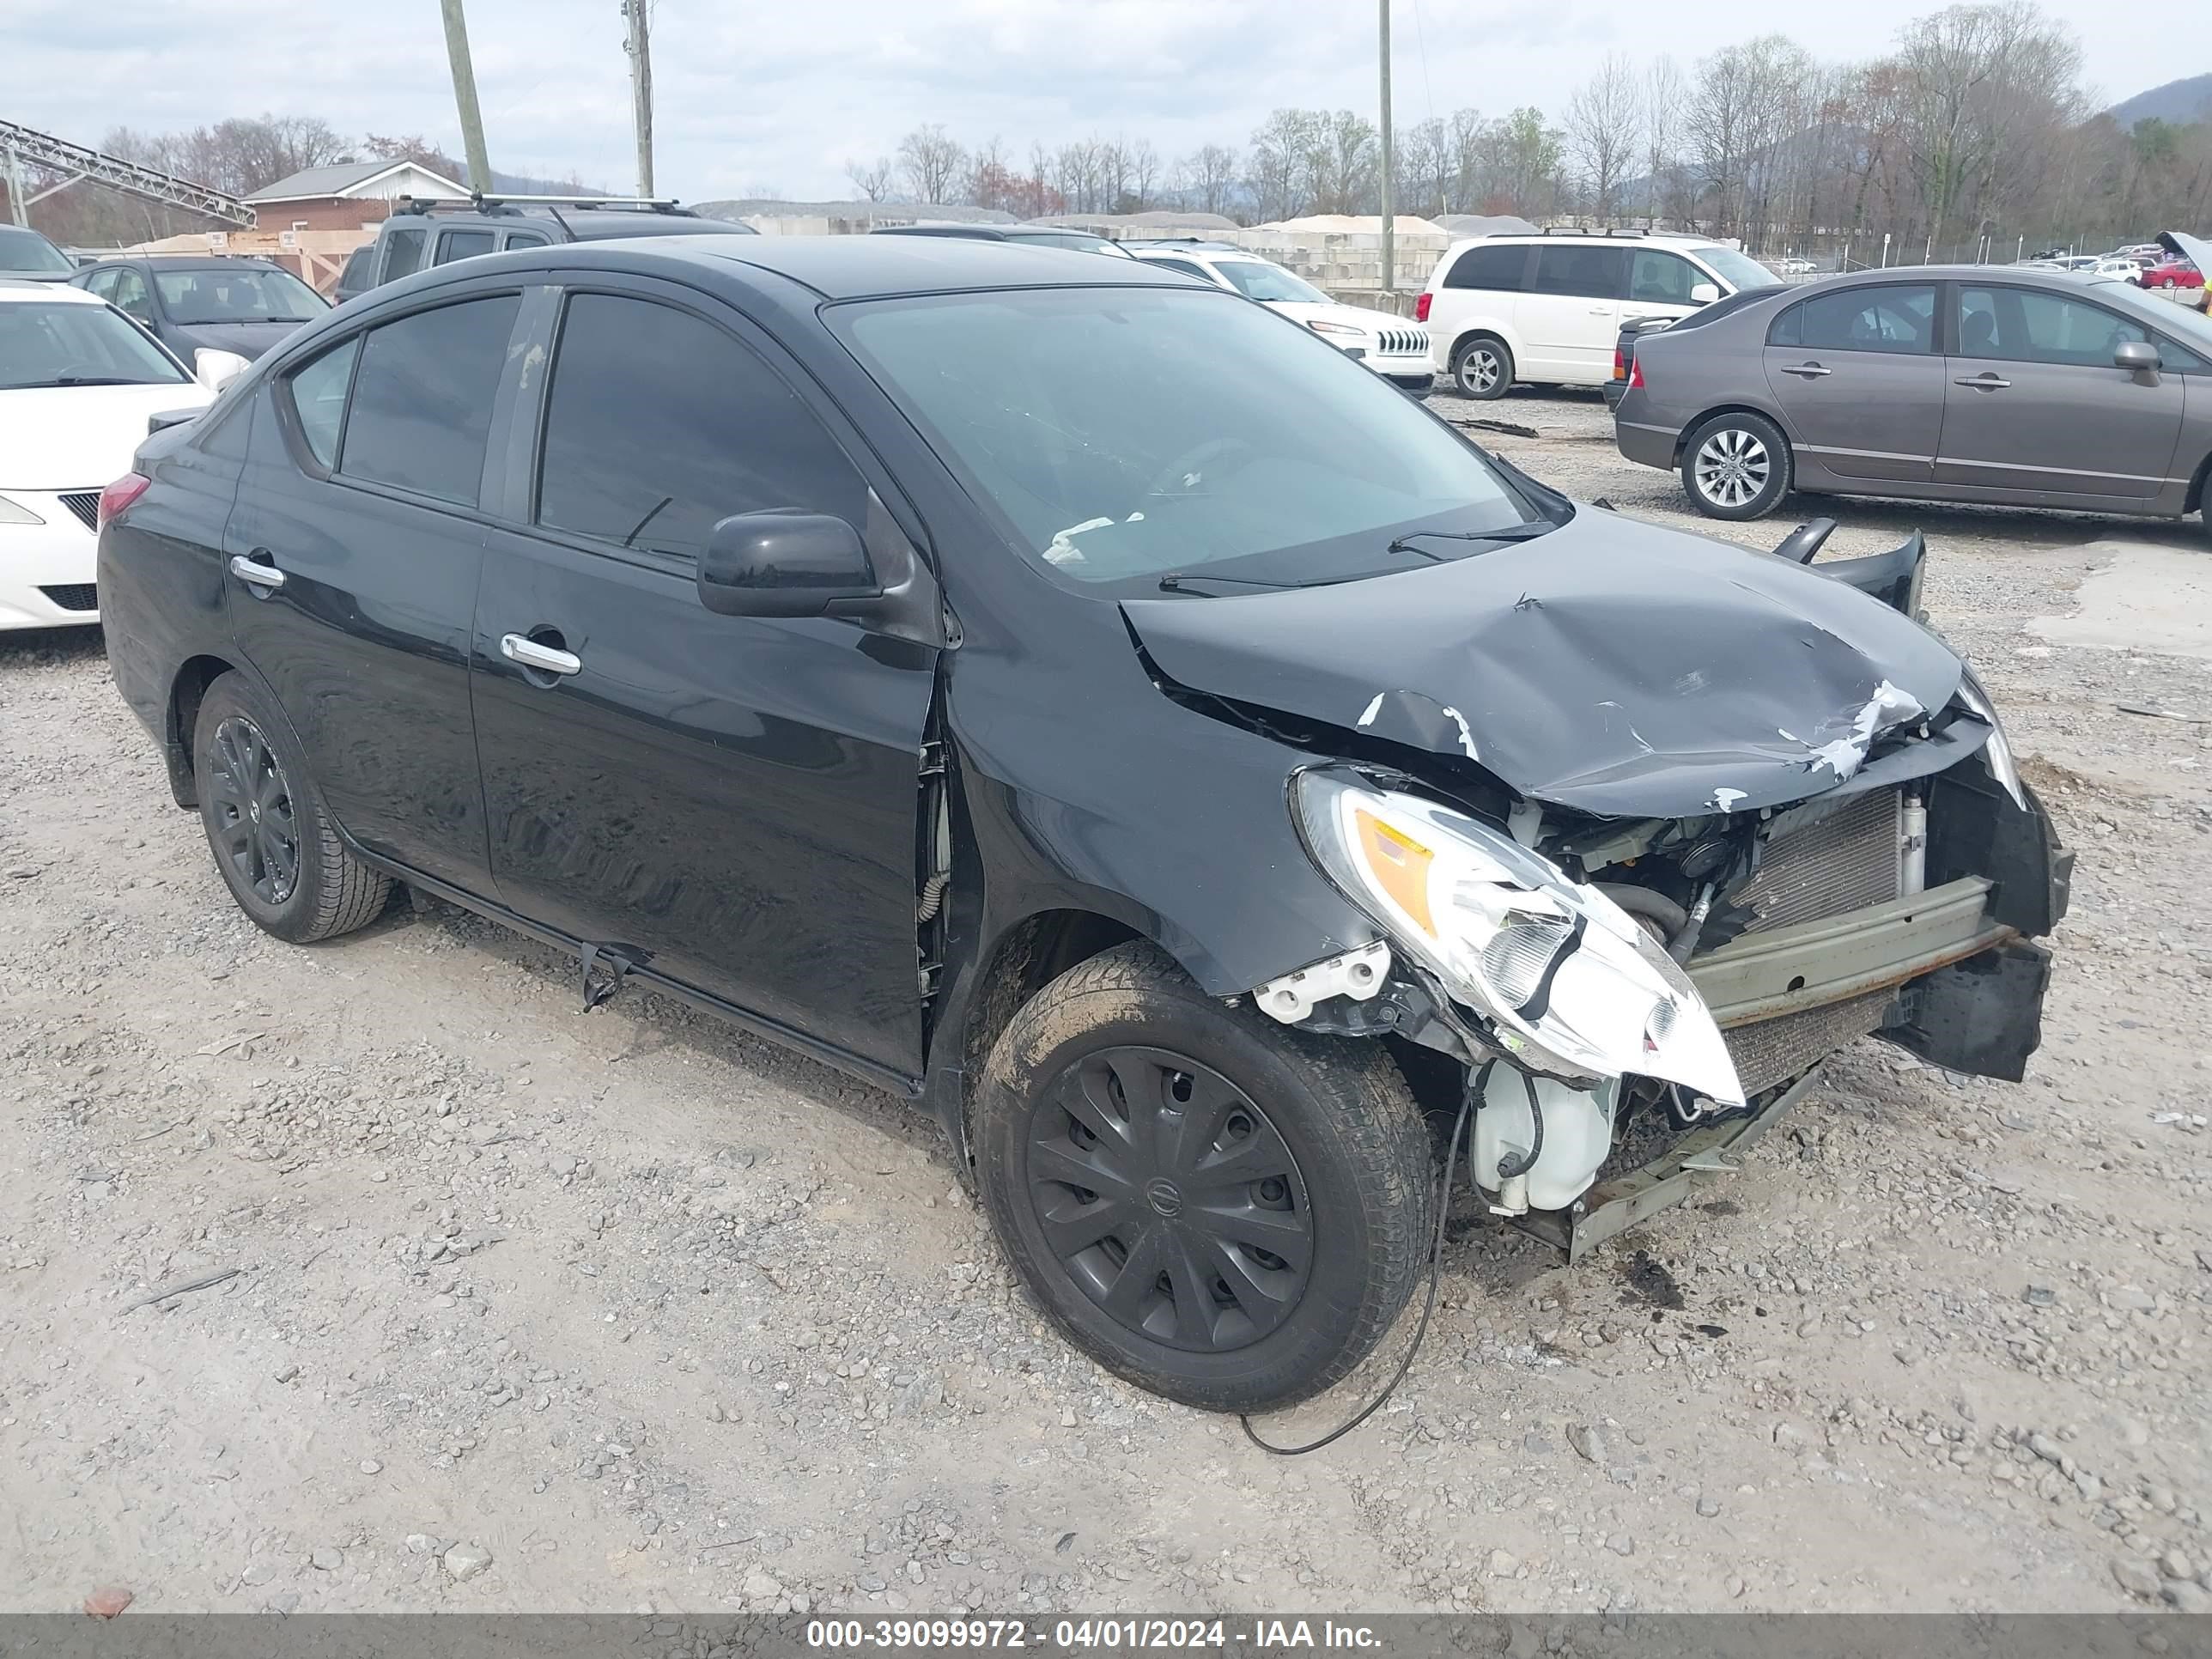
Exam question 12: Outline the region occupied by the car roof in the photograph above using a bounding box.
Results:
[85,255,295,272]
[534,233,1199,300]
[1446,230,1721,251]
[0,278,102,304]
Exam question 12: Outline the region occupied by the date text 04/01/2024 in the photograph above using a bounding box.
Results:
[804,1619,1383,1650]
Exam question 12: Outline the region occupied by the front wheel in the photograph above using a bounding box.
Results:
[1680,410,1792,520]
[974,943,1433,1413]
[1450,335,1512,400]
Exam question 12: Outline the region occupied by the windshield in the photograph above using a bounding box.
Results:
[1688,245,1782,292]
[0,301,188,388]
[836,286,1538,595]
[1216,260,1331,304]
[0,228,75,276]
[154,265,328,324]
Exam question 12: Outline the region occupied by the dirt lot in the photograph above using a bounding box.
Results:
[3,387,2209,1619]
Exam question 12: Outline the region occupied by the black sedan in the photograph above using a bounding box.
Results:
[94,234,2064,1414]
[70,255,328,374]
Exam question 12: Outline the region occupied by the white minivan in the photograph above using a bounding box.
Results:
[1416,231,1780,399]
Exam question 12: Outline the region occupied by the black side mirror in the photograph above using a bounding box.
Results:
[697,510,878,617]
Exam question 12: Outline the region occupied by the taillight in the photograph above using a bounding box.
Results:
[97,472,151,532]
[1627,356,1645,391]
[1613,346,1627,380]
[1413,291,1431,323]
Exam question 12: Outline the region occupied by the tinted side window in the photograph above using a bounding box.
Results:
[1444,243,1529,292]
[1626,250,1699,306]
[435,230,497,265]
[1771,284,1936,354]
[111,268,152,321]
[1959,285,2148,367]
[1529,245,1625,300]
[1150,258,1215,282]
[381,228,427,281]
[536,293,866,564]
[337,246,374,291]
[339,295,520,505]
[286,336,361,470]
[85,268,118,300]
[501,230,550,251]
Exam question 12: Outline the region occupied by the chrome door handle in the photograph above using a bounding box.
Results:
[228,554,283,589]
[1955,374,2011,389]
[1780,363,1832,378]
[501,633,581,677]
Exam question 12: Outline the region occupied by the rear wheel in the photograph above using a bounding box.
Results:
[1451,335,1512,400]
[192,672,391,944]
[974,943,1432,1413]
[1680,410,1792,520]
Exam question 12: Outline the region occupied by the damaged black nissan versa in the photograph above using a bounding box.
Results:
[96,237,2070,1413]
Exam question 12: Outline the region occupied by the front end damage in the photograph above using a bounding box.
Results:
[1128,517,2071,1260]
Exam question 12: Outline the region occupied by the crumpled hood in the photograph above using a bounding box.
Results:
[1121,510,1966,818]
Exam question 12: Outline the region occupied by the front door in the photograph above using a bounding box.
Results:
[469,282,937,1076]
[1516,244,1626,382]
[1936,283,2187,499]
[1762,281,1946,482]
[222,289,524,890]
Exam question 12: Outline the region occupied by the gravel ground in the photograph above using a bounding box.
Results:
[3,388,2209,1619]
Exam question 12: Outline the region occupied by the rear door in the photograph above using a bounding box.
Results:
[1761,282,1945,482]
[469,278,938,1076]
[1936,283,2186,499]
[1517,243,1626,382]
[222,287,524,890]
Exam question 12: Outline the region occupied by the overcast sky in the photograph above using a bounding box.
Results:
[4,0,2199,203]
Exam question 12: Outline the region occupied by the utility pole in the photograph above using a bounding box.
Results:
[4,143,27,227]
[623,0,655,197]
[1378,0,1394,295]
[439,0,495,194]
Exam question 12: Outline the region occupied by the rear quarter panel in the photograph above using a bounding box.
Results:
[97,398,250,749]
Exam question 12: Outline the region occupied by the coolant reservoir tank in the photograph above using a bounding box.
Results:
[1472,1067,1619,1212]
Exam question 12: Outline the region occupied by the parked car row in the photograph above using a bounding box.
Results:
[72,231,2065,1412]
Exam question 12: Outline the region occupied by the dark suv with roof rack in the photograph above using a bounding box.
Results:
[331,193,756,303]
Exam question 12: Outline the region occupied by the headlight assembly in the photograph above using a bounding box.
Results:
[1954,662,2026,810]
[1306,319,1368,338]
[0,493,45,526]
[1292,769,1744,1105]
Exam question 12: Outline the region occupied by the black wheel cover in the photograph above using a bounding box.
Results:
[207,715,300,907]
[1024,1045,1315,1353]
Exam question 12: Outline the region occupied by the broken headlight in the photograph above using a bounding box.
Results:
[1954,662,2026,810]
[1292,769,1744,1105]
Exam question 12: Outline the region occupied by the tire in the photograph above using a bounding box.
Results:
[973,941,1433,1413]
[191,672,391,945]
[1450,334,1512,400]
[1680,410,1792,520]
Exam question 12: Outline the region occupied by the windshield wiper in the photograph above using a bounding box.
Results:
[1157,571,1362,596]
[39,375,157,387]
[1387,520,1559,556]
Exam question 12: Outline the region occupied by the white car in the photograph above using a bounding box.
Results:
[1774,257,1817,275]
[1415,230,1783,399]
[1125,243,1433,394]
[2086,255,2146,281]
[0,281,216,630]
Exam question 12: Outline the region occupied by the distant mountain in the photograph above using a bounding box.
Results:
[2108,76,2212,130]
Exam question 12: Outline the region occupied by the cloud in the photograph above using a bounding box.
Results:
[4,0,2203,202]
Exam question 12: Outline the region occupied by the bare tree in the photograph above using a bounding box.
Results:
[1641,57,1688,224]
[1565,55,1641,217]
[1246,110,1319,221]
[896,124,967,205]
[1176,144,1241,217]
[845,156,896,201]
[1126,138,1162,211]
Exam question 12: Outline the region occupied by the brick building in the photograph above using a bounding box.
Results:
[241,159,470,234]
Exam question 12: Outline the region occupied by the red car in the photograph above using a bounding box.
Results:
[2141,254,2203,289]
